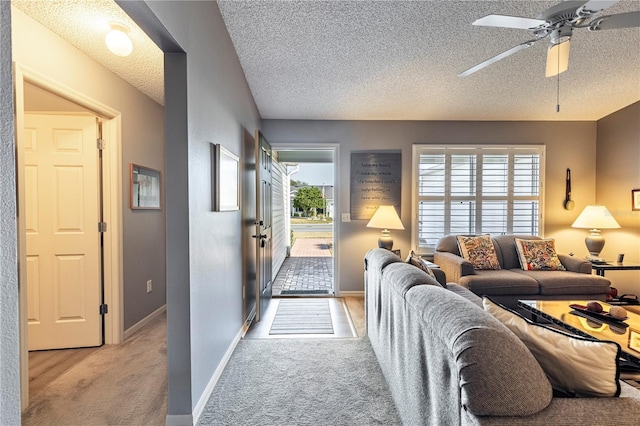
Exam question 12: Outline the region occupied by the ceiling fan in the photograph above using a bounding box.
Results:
[459,0,640,78]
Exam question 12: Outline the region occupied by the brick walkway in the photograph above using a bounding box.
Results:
[289,238,332,257]
[273,239,334,296]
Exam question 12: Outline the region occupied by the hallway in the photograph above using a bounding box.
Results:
[22,314,167,426]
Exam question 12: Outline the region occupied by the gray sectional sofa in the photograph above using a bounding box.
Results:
[434,234,611,308]
[364,248,640,425]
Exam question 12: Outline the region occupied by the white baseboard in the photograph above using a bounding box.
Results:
[192,326,244,425]
[338,291,364,297]
[165,414,193,426]
[124,304,166,340]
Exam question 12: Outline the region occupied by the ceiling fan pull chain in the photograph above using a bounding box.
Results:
[556,44,561,113]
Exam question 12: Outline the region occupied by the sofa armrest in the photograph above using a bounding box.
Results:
[433,251,475,283]
[558,254,592,274]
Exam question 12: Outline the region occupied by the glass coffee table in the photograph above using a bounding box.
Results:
[519,300,640,369]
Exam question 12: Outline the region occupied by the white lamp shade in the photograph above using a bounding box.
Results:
[105,23,133,57]
[571,205,620,230]
[366,205,404,230]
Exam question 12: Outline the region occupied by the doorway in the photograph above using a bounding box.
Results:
[14,65,123,409]
[270,145,339,297]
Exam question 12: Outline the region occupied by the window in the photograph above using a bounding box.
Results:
[412,145,544,251]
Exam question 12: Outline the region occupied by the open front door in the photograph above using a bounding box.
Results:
[242,129,257,325]
[255,131,273,321]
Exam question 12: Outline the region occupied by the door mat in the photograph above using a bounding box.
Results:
[280,289,330,295]
[269,299,334,335]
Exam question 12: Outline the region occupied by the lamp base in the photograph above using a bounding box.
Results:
[585,229,605,259]
[378,230,393,250]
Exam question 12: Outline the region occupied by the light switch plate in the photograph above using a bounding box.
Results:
[341,213,350,222]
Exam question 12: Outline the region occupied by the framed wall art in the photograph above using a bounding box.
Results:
[632,189,640,211]
[350,151,402,220]
[130,164,161,210]
[212,143,240,211]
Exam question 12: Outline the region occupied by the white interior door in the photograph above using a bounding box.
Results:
[23,114,102,350]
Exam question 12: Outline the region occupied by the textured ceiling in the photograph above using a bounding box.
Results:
[218,0,640,121]
[12,1,639,121]
[12,0,164,105]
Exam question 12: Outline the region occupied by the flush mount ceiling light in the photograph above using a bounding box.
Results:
[105,22,133,57]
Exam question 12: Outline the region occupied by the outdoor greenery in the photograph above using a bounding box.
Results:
[293,186,326,217]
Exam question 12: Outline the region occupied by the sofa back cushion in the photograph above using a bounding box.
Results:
[405,285,553,416]
[493,235,541,270]
[384,262,442,297]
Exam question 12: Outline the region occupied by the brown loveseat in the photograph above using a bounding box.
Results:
[434,235,611,308]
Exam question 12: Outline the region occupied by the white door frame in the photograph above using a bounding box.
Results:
[269,142,340,295]
[14,63,123,409]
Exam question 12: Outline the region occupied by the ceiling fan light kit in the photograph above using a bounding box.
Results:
[459,0,640,78]
[546,39,570,77]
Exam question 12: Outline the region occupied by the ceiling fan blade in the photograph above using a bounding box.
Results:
[458,40,537,77]
[580,0,619,14]
[589,11,640,30]
[473,15,546,30]
[546,40,571,77]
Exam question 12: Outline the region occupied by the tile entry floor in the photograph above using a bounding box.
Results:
[273,238,334,296]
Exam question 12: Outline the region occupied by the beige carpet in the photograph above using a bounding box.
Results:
[21,296,366,425]
[22,313,167,426]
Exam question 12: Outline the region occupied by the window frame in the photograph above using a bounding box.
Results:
[411,144,546,254]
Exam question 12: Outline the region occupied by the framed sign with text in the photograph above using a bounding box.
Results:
[350,151,401,220]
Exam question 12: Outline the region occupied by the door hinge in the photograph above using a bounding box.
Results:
[98,222,107,232]
[97,138,106,150]
[99,304,108,315]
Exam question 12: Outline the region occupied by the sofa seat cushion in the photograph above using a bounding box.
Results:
[512,269,611,296]
[459,269,539,296]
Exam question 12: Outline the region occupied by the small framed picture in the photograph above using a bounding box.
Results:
[632,189,640,211]
[629,328,640,354]
[130,164,161,210]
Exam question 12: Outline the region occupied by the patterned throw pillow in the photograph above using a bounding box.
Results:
[515,238,566,271]
[405,250,437,279]
[456,235,501,270]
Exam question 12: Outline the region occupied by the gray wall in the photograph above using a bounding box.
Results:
[596,102,640,295]
[262,119,606,292]
[140,0,262,418]
[0,0,20,423]
[11,7,166,330]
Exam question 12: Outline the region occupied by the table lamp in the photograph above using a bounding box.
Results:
[366,205,404,250]
[571,205,620,261]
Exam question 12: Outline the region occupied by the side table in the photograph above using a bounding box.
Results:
[591,262,640,277]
